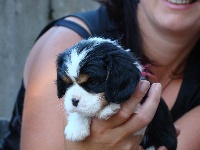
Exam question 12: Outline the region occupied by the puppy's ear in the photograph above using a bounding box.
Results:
[56,74,67,99]
[56,53,67,99]
[104,51,141,104]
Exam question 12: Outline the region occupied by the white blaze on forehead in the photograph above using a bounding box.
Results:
[87,37,112,43]
[66,48,88,80]
[65,37,121,80]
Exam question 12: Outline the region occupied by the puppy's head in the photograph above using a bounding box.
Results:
[56,37,141,116]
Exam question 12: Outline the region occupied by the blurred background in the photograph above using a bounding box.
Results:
[0,0,99,121]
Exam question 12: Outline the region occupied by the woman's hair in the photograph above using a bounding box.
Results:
[95,0,148,63]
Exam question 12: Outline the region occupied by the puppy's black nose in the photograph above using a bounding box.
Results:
[72,98,79,107]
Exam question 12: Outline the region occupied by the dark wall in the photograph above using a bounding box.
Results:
[0,0,99,120]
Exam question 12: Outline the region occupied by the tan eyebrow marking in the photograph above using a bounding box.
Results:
[62,75,73,84]
[76,74,90,84]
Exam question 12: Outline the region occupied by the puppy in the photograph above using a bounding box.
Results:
[56,37,177,150]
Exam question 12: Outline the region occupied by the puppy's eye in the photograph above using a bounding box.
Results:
[88,78,98,86]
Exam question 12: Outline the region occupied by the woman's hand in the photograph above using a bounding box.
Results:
[65,80,162,150]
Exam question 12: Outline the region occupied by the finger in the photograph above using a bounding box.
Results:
[117,135,143,150]
[129,135,144,150]
[157,146,167,150]
[120,80,151,116]
[110,80,150,124]
[93,80,150,129]
[117,83,162,136]
[137,145,144,150]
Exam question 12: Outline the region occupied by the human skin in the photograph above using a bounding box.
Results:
[20,25,163,150]
[137,0,200,149]
[20,0,200,149]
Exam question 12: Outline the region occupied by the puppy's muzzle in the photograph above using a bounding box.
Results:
[72,98,79,107]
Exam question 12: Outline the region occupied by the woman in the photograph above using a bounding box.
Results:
[4,0,200,149]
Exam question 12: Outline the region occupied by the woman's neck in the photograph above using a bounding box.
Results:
[137,9,199,82]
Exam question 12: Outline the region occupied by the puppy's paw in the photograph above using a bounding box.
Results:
[64,124,90,141]
[97,103,120,120]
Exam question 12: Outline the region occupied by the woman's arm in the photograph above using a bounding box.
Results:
[21,18,162,149]
[21,26,84,150]
[175,105,200,150]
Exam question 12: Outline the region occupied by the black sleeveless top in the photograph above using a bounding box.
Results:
[3,6,200,150]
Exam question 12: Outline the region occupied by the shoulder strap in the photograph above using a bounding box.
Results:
[35,17,90,41]
[69,6,120,39]
[36,6,120,42]
[54,19,90,39]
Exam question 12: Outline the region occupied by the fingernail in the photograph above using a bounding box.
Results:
[154,83,162,93]
[140,80,150,92]
[134,104,142,114]
[151,83,162,99]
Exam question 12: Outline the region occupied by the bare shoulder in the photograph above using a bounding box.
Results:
[24,25,84,87]
[23,16,90,87]
[175,106,200,150]
[21,24,85,149]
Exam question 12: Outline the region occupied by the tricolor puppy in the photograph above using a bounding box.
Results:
[56,37,177,150]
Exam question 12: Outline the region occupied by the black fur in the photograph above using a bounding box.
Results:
[81,42,141,104]
[56,38,177,150]
[141,90,177,150]
[56,50,73,98]
[56,39,141,104]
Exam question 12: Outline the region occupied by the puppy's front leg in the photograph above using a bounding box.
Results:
[97,103,121,120]
[65,112,91,141]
